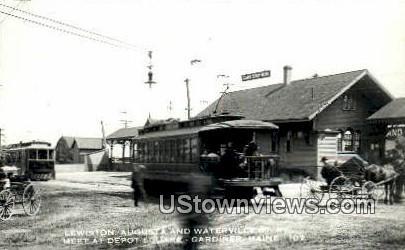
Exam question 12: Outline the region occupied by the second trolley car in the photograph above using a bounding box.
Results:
[4,141,55,181]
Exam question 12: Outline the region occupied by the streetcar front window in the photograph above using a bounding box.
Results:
[29,150,37,159]
[38,149,48,159]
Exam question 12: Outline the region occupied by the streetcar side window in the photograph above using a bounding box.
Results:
[191,137,198,162]
[184,138,191,163]
[138,142,144,162]
[154,141,159,163]
[170,140,176,163]
[164,140,170,162]
[145,141,150,162]
[176,139,182,162]
[150,141,155,163]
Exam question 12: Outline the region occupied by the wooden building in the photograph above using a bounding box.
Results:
[368,97,405,153]
[55,136,75,164]
[55,136,103,164]
[198,68,394,179]
[106,127,140,163]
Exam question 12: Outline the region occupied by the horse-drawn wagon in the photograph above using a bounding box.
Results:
[301,156,398,205]
[0,166,42,221]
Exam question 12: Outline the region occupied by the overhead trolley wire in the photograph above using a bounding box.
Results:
[0,10,135,49]
[0,3,141,50]
[0,1,24,24]
[0,3,139,49]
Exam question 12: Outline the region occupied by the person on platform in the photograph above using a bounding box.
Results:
[244,141,259,157]
[220,142,241,178]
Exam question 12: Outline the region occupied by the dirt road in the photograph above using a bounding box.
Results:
[0,171,404,249]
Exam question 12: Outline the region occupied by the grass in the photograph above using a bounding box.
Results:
[0,172,404,249]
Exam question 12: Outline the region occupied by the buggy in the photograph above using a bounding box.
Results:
[300,156,384,204]
[0,166,42,221]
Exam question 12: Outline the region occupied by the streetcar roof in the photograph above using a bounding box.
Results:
[136,126,202,140]
[7,144,54,151]
[199,119,278,132]
[135,119,278,140]
[5,141,52,150]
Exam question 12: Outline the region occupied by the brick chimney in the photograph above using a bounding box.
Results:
[283,65,292,85]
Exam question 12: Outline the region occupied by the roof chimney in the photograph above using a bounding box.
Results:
[283,65,292,85]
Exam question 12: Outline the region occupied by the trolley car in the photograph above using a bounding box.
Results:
[133,115,283,198]
[4,141,55,181]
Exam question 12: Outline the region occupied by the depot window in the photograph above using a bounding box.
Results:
[338,129,360,152]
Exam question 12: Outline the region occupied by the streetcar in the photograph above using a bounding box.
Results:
[133,115,283,198]
[4,141,55,181]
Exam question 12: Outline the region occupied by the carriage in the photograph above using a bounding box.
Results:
[300,156,390,204]
[0,167,42,221]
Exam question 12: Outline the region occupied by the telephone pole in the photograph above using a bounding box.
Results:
[185,78,191,120]
[119,111,132,128]
[0,128,4,155]
[184,58,201,120]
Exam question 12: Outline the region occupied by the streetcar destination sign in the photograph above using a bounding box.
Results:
[241,70,271,81]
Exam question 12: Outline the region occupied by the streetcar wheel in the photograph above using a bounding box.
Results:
[0,190,15,221]
[329,176,353,203]
[224,187,256,204]
[22,184,41,216]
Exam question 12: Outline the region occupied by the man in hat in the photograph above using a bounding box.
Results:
[0,167,10,190]
[131,165,147,207]
[320,156,342,185]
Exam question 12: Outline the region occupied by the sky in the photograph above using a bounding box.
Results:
[0,0,404,146]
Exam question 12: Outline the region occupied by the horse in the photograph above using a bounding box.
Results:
[364,163,398,204]
[393,161,405,201]
[385,148,405,201]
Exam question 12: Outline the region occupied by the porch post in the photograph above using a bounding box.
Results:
[110,142,114,158]
[129,141,133,159]
[122,140,126,160]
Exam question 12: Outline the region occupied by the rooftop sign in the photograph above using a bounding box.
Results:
[241,70,271,81]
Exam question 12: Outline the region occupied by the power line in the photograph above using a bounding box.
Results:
[0,3,139,49]
[0,0,25,24]
[0,10,134,50]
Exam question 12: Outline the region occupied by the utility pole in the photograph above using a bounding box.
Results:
[185,78,191,120]
[120,111,132,128]
[184,58,202,120]
[120,120,132,128]
[0,128,4,157]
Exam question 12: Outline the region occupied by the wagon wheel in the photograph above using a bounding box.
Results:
[300,179,324,202]
[22,184,41,216]
[362,181,383,205]
[329,176,354,203]
[0,190,15,221]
